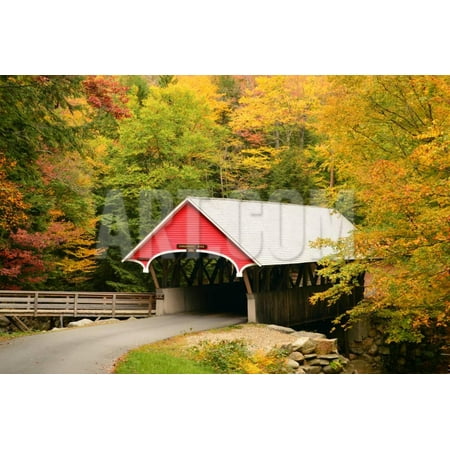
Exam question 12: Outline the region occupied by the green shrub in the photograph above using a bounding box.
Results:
[190,339,250,373]
[190,339,291,374]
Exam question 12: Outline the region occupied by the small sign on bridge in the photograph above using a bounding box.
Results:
[176,244,208,252]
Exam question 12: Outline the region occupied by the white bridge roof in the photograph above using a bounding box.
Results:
[187,197,354,267]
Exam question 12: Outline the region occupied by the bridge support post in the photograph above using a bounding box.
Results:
[246,293,257,323]
[155,289,165,316]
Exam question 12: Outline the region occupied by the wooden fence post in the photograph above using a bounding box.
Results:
[34,292,38,318]
[112,293,117,318]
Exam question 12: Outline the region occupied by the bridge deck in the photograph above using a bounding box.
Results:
[0,291,157,318]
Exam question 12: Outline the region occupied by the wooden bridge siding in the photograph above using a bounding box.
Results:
[0,291,156,318]
[254,285,362,327]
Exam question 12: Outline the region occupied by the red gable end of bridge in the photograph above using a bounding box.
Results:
[128,202,255,276]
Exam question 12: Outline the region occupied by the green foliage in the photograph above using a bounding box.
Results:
[190,339,250,373]
[119,75,150,106]
[328,359,344,372]
[106,84,225,199]
[93,248,152,292]
[190,339,291,374]
[157,75,177,87]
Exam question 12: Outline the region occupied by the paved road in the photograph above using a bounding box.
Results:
[0,313,247,374]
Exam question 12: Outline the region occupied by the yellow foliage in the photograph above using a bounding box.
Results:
[311,75,450,343]
[176,75,229,121]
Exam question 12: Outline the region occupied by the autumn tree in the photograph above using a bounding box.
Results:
[228,76,324,199]
[92,82,227,290]
[0,75,101,289]
[310,76,450,365]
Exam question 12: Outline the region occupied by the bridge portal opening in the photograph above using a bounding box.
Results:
[149,253,248,316]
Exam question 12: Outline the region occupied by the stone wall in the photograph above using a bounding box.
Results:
[272,320,448,374]
[265,326,352,374]
[345,318,448,373]
[283,332,351,374]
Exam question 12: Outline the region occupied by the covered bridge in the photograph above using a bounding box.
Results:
[122,197,362,327]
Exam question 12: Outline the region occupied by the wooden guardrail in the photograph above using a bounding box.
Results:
[0,291,157,318]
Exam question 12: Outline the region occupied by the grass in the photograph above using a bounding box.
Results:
[115,350,217,374]
[0,330,42,342]
[114,334,218,374]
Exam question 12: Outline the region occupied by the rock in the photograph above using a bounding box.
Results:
[50,327,61,331]
[67,318,94,328]
[323,363,344,374]
[362,337,374,348]
[291,330,326,339]
[318,359,332,366]
[379,346,390,355]
[288,351,305,362]
[0,315,11,327]
[323,365,339,374]
[314,338,338,355]
[96,318,120,325]
[349,345,364,355]
[368,328,377,338]
[318,353,340,360]
[295,367,306,374]
[292,337,316,354]
[127,316,137,321]
[304,353,317,360]
[267,324,296,334]
[303,365,322,374]
[361,353,374,363]
[286,359,300,369]
[309,359,323,366]
[338,356,350,366]
[368,343,378,356]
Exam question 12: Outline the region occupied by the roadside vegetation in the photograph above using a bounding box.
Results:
[0,330,42,342]
[113,328,291,374]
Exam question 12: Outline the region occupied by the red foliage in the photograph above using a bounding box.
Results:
[237,129,266,146]
[82,76,131,119]
[0,221,88,288]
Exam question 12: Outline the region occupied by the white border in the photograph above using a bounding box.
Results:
[127,250,258,277]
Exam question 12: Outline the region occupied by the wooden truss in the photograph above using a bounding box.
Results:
[149,253,238,289]
[149,253,332,294]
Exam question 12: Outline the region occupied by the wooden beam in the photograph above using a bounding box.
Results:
[149,262,160,289]
[209,258,222,285]
[179,259,191,284]
[33,292,38,318]
[112,293,117,318]
[8,316,30,332]
[202,258,213,284]
[242,270,253,294]
[188,258,202,286]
